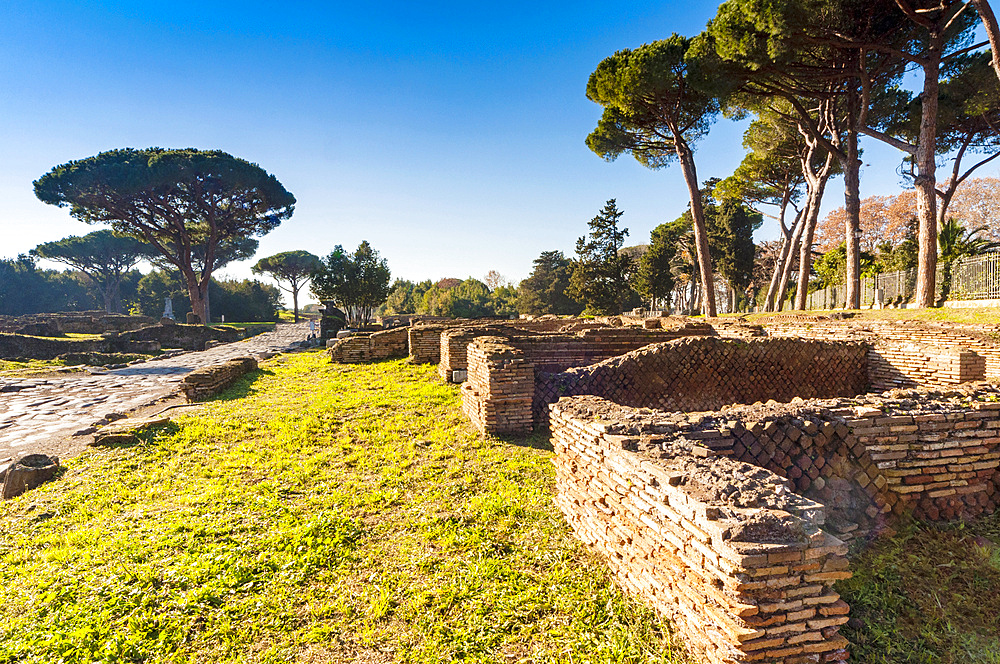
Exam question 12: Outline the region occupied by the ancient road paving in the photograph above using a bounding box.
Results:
[0,323,312,462]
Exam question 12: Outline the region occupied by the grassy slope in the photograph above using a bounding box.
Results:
[0,353,684,664]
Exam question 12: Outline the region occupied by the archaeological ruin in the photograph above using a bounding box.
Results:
[327,313,1000,663]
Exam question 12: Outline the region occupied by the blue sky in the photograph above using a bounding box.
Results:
[3,1,995,296]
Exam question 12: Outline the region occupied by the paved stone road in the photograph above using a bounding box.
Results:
[0,323,312,463]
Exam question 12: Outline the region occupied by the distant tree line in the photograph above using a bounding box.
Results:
[0,253,282,322]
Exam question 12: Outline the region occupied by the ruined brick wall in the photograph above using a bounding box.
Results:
[868,343,985,390]
[535,337,869,427]
[550,388,1000,663]
[461,337,534,434]
[761,319,1000,384]
[0,312,156,335]
[439,326,520,380]
[515,325,716,373]
[181,357,258,401]
[408,325,447,364]
[122,324,241,351]
[551,396,852,664]
[329,327,408,363]
[631,386,1000,538]
[441,325,713,381]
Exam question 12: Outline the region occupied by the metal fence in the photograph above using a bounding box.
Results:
[950,253,1000,301]
[802,259,979,310]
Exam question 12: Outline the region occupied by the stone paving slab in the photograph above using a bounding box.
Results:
[0,323,311,463]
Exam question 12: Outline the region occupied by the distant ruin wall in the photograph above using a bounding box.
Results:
[551,397,852,664]
[0,312,156,336]
[440,324,714,381]
[761,319,1000,384]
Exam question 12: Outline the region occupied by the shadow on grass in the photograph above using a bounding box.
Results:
[497,426,553,452]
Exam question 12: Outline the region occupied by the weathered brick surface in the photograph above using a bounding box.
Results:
[551,386,1000,662]
[535,337,868,426]
[441,323,714,381]
[551,396,851,664]
[328,327,408,363]
[759,318,1000,386]
[461,337,534,434]
[181,356,258,401]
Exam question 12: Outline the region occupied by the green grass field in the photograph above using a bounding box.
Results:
[0,353,683,664]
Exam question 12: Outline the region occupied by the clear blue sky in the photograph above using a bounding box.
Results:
[3,1,995,296]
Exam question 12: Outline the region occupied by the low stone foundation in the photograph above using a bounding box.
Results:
[0,333,160,360]
[181,357,258,401]
[328,327,409,363]
[0,312,156,335]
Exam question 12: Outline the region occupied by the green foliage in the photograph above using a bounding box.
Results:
[134,270,280,322]
[709,195,763,292]
[487,284,519,318]
[30,230,154,313]
[34,148,294,322]
[635,222,686,306]
[585,35,731,168]
[813,243,877,289]
[383,279,433,315]
[135,269,190,319]
[0,255,96,315]
[210,279,282,323]
[568,200,638,315]
[0,354,686,663]
[252,250,322,322]
[517,250,582,316]
[311,241,391,327]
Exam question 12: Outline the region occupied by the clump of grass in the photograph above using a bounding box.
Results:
[0,353,686,663]
[0,357,76,377]
[838,515,1000,663]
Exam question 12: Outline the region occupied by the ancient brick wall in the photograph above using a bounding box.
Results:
[551,397,852,664]
[329,327,408,363]
[461,337,534,434]
[534,337,869,427]
[409,325,447,364]
[0,312,156,335]
[181,357,258,401]
[439,326,520,380]
[761,319,1000,384]
[550,387,1000,663]
[441,325,712,381]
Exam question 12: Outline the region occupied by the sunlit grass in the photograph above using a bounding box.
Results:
[0,352,685,664]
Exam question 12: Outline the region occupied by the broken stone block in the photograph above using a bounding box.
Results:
[2,454,59,499]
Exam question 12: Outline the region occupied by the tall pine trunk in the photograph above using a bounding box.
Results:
[765,220,795,312]
[972,0,1000,84]
[914,53,942,308]
[676,141,717,317]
